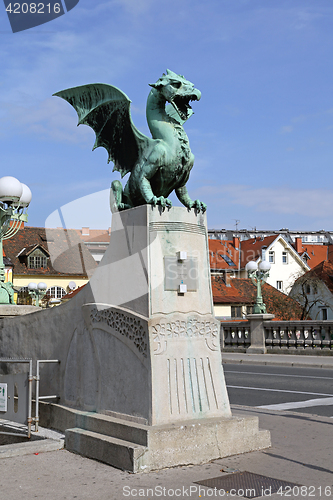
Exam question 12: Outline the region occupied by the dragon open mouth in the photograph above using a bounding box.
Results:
[171,93,200,121]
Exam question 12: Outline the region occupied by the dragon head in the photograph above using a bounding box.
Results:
[149,69,201,121]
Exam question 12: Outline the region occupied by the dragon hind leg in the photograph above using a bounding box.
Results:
[110,180,132,212]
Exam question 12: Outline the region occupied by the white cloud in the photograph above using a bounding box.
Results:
[0,97,93,144]
[280,125,293,134]
[198,184,333,219]
[112,0,155,15]
[45,188,111,229]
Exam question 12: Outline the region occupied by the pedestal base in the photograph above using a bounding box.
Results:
[40,403,271,473]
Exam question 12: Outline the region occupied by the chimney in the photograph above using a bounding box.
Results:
[82,227,90,236]
[328,244,333,263]
[295,237,303,253]
[224,271,231,287]
[108,227,111,235]
[10,220,24,229]
[233,236,239,249]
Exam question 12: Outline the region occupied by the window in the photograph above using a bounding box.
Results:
[276,281,283,291]
[17,286,31,305]
[28,255,47,269]
[47,286,66,299]
[282,251,288,264]
[231,306,242,318]
[306,284,311,294]
[322,309,328,320]
[246,306,253,315]
[269,251,275,263]
[221,255,236,267]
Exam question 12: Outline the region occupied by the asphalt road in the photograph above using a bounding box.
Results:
[223,363,333,418]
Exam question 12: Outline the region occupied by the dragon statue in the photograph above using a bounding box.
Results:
[54,70,206,212]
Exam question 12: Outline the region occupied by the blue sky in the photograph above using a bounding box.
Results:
[1,0,333,232]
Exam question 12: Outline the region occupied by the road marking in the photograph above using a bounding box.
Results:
[256,397,333,411]
[226,385,333,397]
[224,370,333,380]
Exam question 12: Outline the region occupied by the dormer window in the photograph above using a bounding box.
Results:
[17,244,49,269]
[28,255,47,269]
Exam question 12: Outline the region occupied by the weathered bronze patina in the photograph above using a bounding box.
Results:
[54,70,206,212]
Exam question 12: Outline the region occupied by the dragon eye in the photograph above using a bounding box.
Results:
[171,81,182,89]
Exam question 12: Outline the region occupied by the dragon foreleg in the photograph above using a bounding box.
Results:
[176,186,207,212]
[140,177,172,209]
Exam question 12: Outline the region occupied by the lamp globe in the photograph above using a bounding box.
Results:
[245,261,258,272]
[19,184,32,208]
[0,176,23,203]
[259,261,271,272]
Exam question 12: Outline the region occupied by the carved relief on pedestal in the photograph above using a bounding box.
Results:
[149,315,227,420]
[82,305,149,363]
[151,315,219,355]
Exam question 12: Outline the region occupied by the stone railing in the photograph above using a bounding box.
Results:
[220,321,251,351]
[264,321,333,351]
[219,316,333,354]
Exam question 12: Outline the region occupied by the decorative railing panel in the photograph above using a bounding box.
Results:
[264,321,333,350]
[220,321,251,350]
[220,319,333,351]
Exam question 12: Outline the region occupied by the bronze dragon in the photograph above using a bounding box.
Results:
[54,70,206,212]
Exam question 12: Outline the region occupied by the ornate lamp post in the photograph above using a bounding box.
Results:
[0,176,32,304]
[28,282,47,307]
[245,260,271,314]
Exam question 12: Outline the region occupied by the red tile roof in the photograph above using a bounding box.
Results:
[299,260,333,295]
[212,275,303,320]
[3,226,97,277]
[62,283,87,300]
[294,243,328,269]
[239,235,277,268]
[74,228,110,243]
[209,239,239,270]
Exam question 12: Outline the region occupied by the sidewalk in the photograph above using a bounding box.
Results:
[0,354,332,499]
[222,351,333,368]
[0,407,331,500]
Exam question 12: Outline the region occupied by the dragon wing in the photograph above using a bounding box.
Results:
[53,83,152,178]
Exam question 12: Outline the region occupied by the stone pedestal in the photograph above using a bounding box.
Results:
[246,313,275,354]
[82,205,231,425]
[0,205,271,472]
[62,205,270,470]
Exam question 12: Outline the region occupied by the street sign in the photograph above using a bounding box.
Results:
[0,383,7,412]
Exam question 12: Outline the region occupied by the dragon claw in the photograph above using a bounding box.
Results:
[191,199,207,212]
[150,196,172,209]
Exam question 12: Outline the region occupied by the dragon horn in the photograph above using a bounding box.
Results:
[166,69,178,77]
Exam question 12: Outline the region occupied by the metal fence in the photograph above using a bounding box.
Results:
[0,359,59,438]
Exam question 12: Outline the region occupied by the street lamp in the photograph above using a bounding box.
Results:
[245,260,271,314]
[0,176,32,304]
[28,282,47,307]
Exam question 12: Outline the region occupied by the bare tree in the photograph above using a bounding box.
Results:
[289,274,329,320]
